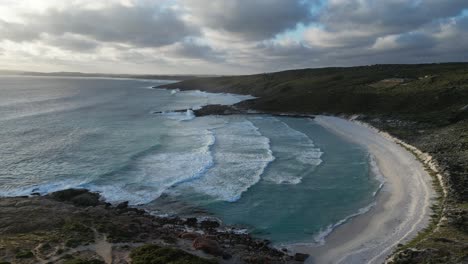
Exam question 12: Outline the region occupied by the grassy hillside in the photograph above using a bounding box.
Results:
[163,63,468,263]
[164,63,468,122]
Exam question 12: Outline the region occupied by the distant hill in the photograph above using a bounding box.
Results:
[163,63,468,123]
[0,69,208,81]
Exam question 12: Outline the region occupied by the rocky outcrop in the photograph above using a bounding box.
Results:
[50,188,100,207]
[192,237,224,257]
[294,253,310,261]
[0,189,307,263]
[193,104,246,116]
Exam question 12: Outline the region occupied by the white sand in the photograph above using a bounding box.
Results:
[292,116,435,264]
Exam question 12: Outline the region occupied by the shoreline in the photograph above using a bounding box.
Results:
[290,115,435,264]
[0,107,441,263]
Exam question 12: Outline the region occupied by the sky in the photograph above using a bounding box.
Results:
[0,0,467,75]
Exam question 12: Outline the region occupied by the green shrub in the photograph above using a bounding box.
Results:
[130,244,217,264]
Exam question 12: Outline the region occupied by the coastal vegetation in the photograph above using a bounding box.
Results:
[0,189,294,263]
[164,63,468,263]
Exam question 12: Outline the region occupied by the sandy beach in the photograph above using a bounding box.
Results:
[291,116,436,264]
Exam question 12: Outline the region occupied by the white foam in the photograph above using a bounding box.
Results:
[188,89,255,103]
[369,154,386,196]
[182,119,275,202]
[154,88,255,109]
[89,129,216,205]
[313,202,376,245]
[157,109,195,121]
[0,178,90,197]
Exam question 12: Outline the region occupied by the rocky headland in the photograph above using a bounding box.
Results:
[0,189,308,264]
[161,63,468,263]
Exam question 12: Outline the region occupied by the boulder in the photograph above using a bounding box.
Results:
[294,253,310,262]
[243,255,272,263]
[185,217,198,227]
[70,192,100,207]
[49,189,89,201]
[116,201,129,210]
[192,237,223,256]
[179,232,201,240]
[200,220,220,230]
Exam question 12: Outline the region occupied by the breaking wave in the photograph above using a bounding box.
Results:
[182,119,275,202]
[249,116,323,184]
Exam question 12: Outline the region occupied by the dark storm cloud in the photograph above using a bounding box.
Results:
[40,5,198,47]
[302,0,468,50]
[320,0,468,34]
[170,40,225,62]
[183,0,314,41]
[0,3,198,48]
[300,0,468,68]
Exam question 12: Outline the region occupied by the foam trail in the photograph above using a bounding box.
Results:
[89,129,216,205]
[369,154,386,196]
[156,109,195,121]
[312,202,376,245]
[183,118,275,202]
[249,116,323,184]
[0,178,90,197]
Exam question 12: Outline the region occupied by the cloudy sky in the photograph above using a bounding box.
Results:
[0,0,467,75]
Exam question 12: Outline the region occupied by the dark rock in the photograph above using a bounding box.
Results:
[192,237,223,256]
[243,255,272,263]
[200,220,220,229]
[70,192,100,207]
[49,188,89,202]
[185,217,198,227]
[126,207,146,215]
[204,235,218,240]
[152,109,187,115]
[116,201,129,210]
[294,253,310,262]
[222,252,232,260]
[193,104,244,116]
[179,232,201,240]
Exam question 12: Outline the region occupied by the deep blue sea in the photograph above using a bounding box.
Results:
[0,76,381,245]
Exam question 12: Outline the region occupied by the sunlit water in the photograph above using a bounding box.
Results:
[0,76,382,245]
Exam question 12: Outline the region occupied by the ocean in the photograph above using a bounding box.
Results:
[0,76,382,245]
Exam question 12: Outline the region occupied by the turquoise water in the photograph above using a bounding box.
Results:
[0,76,381,245]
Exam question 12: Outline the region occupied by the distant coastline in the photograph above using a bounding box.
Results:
[0,69,206,81]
